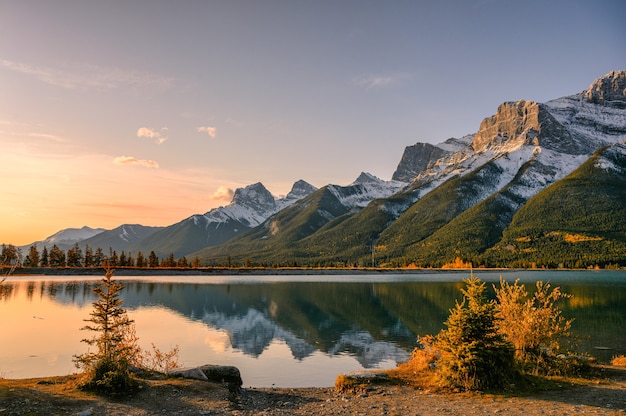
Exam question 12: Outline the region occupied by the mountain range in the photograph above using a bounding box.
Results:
[18,71,626,268]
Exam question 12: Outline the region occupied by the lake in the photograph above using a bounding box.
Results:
[1,270,624,387]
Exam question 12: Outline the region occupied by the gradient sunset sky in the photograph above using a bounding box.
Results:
[1,0,625,246]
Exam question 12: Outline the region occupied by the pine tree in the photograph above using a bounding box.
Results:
[40,247,49,267]
[135,251,145,268]
[109,249,119,267]
[119,251,127,267]
[177,256,188,267]
[165,252,175,267]
[67,243,83,267]
[148,251,158,268]
[94,247,105,266]
[1,244,18,265]
[436,276,516,390]
[84,245,94,267]
[48,244,66,267]
[73,263,138,395]
[27,245,40,267]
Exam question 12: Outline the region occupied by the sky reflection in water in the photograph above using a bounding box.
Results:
[1,271,625,387]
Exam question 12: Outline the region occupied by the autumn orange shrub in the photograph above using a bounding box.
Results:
[612,355,626,367]
[387,335,440,389]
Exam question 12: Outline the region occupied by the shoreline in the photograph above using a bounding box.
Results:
[1,367,625,415]
[8,265,618,277]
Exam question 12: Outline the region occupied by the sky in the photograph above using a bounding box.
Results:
[1,0,625,246]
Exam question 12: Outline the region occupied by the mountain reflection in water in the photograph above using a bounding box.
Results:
[1,271,624,387]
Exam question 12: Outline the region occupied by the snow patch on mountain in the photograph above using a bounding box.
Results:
[275,180,318,211]
[435,134,474,152]
[594,143,626,173]
[545,95,626,148]
[117,225,145,243]
[21,226,106,250]
[43,226,105,244]
[327,172,405,210]
[394,72,626,218]
[203,181,318,228]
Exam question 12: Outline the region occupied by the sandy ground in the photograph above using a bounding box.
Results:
[1,366,625,415]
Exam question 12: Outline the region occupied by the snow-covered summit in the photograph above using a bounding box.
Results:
[204,180,317,228]
[352,172,382,184]
[275,180,318,211]
[326,172,405,211]
[393,71,626,192]
[544,71,626,152]
[27,226,106,251]
[584,70,626,107]
[44,226,105,244]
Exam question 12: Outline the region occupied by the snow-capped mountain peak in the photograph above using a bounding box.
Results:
[42,226,105,246]
[352,172,382,185]
[584,70,626,106]
[231,182,276,211]
[283,180,318,201]
[204,181,317,228]
[275,180,318,211]
[327,173,405,211]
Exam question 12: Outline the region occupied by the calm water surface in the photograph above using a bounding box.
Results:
[1,270,624,387]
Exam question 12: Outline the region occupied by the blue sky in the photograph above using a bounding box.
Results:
[1,0,625,244]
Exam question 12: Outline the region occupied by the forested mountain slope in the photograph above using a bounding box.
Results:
[194,71,626,268]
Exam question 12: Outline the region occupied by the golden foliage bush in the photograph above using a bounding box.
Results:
[441,257,473,269]
[494,278,574,375]
[612,355,626,367]
[392,275,580,391]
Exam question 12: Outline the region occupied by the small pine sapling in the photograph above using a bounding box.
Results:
[73,262,138,395]
[436,276,516,391]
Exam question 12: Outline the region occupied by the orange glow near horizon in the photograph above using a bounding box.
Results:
[0,280,235,378]
[0,149,240,246]
[0,278,372,386]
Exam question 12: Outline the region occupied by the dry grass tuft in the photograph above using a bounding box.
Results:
[386,336,440,390]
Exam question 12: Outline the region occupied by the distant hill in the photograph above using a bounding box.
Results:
[19,226,106,252]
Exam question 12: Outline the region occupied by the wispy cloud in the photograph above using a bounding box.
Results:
[27,132,68,143]
[197,126,217,138]
[353,72,411,90]
[210,186,234,202]
[0,59,173,92]
[113,156,159,168]
[137,127,168,144]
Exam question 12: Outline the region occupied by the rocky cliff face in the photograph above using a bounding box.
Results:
[392,142,449,182]
[231,182,276,213]
[393,71,626,189]
[471,100,540,154]
[286,180,318,200]
[584,70,626,107]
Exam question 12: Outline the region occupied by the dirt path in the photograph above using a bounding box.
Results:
[1,366,625,415]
